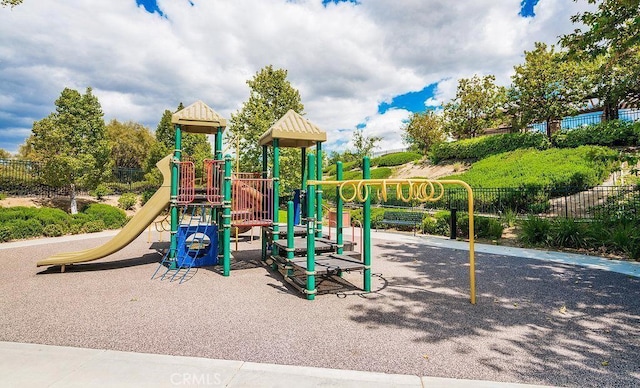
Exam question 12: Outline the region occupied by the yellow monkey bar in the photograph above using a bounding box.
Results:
[306,178,476,304]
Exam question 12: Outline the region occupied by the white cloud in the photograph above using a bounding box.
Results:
[0,0,592,155]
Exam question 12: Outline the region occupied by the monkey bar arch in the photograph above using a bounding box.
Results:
[306,177,476,304]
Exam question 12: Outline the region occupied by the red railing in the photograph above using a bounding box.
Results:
[204,159,224,206]
[232,177,273,227]
[177,160,195,204]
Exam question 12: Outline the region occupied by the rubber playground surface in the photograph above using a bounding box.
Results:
[1,229,639,387]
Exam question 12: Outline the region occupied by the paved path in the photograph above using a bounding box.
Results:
[1,228,639,387]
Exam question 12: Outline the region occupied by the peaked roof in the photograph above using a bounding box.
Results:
[171,100,227,134]
[258,110,326,148]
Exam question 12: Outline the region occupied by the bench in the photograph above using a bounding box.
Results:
[380,211,424,235]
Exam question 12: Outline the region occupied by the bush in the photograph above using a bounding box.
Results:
[553,120,639,148]
[91,183,113,200]
[117,193,138,210]
[140,189,156,206]
[372,152,422,167]
[82,203,127,229]
[43,223,65,237]
[349,207,386,229]
[457,213,504,240]
[549,218,590,249]
[430,132,550,163]
[82,220,106,233]
[422,212,450,236]
[0,226,11,242]
[9,219,44,240]
[520,216,552,246]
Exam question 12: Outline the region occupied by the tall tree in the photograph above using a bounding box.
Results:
[560,0,640,120]
[509,42,588,138]
[443,74,506,139]
[1,0,23,8]
[105,119,156,169]
[401,111,446,153]
[229,65,305,194]
[0,149,11,159]
[351,128,381,160]
[27,87,110,214]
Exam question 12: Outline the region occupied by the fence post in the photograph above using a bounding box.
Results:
[450,207,457,239]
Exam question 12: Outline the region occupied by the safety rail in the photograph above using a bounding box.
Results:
[204,159,224,205]
[232,177,273,227]
[177,160,195,204]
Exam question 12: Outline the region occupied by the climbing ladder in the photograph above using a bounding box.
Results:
[151,205,217,283]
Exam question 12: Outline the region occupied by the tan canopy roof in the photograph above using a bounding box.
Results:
[171,100,227,134]
[258,110,326,148]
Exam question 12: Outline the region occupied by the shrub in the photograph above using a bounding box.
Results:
[82,220,106,233]
[91,183,113,200]
[456,213,504,240]
[140,189,156,206]
[430,132,550,163]
[549,218,590,249]
[82,204,127,229]
[553,120,639,148]
[9,219,44,240]
[32,207,71,227]
[0,193,6,200]
[117,193,138,210]
[519,216,552,246]
[349,207,385,229]
[372,152,422,167]
[43,223,65,237]
[0,226,11,242]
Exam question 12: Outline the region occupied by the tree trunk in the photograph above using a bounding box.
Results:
[70,183,78,215]
[603,101,619,121]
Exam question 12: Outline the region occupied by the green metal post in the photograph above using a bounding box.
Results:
[363,156,371,292]
[287,200,294,277]
[272,139,280,256]
[301,147,306,223]
[215,127,223,160]
[306,153,316,300]
[222,155,232,276]
[261,145,268,261]
[315,142,323,238]
[336,161,344,254]
[169,124,182,266]
[214,126,223,252]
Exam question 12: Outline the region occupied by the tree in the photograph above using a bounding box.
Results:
[105,120,156,169]
[443,75,506,139]
[0,149,11,159]
[27,87,110,214]
[560,0,640,120]
[1,0,23,8]
[401,111,446,153]
[229,65,305,194]
[509,42,589,138]
[351,128,381,160]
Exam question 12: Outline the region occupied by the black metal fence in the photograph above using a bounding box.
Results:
[374,185,640,220]
[0,159,145,196]
[422,185,639,220]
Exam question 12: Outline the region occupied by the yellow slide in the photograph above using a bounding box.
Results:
[37,155,172,269]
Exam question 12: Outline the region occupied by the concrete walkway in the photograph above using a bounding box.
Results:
[0,342,551,387]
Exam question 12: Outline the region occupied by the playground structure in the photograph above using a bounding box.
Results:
[37,101,476,303]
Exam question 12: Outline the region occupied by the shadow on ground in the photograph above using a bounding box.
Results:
[347,240,640,387]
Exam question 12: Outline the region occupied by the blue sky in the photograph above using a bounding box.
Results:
[0,0,589,155]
